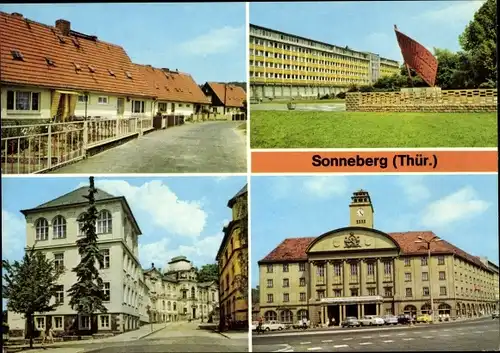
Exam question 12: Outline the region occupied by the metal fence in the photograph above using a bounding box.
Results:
[1,116,153,174]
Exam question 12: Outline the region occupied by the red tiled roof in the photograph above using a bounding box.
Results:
[206,82,246,108]
[0,12,151,97]
[259,231,491,271]
[135,64,210,104]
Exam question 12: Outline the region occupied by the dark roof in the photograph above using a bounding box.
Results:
[20,185,142,235]
[228,184,247,208]
[198,281,216,287]
[0,12,151,97]
[31,186,116,209]
[259,230,495,272]
[168,256,189,264]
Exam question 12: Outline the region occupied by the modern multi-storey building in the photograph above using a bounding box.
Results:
[216,184,249,329]
[249,24,400,100]
[257,190,498,326]
[7,185,218,336]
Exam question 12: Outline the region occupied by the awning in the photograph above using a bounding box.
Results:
[56,90,82,95]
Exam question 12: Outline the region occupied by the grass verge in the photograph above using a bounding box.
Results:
[250,111,497,148]
[251,99,345,105]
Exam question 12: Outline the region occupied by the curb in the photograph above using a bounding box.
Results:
[215,331,231,339]
[137,325,168,340]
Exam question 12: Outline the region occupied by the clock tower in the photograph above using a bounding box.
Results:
[349,189,374,228]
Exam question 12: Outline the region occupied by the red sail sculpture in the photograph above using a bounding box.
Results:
[394,25,438,87]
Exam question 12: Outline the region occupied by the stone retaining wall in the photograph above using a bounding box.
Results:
[346,88,497,113]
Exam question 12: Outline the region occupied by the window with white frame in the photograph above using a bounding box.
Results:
[97,96,108,104]
[35,218,49,241]
[158,102,168,112]
[54,253,64,271]
[79,315,91,330]
[6,90,40,111]
[97,210,112,234]
[99,315,110,329]
[100,249,110,269]
[52,216,67,239]
[77,95,88,103]
[54,285,64,304]
[35,317,45,330]
[53,316,64,330]
[103,282,110,301]
[132,100,145,113]
[77,213,85,236]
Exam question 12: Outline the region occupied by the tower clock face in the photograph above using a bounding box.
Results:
[357,208,364,217]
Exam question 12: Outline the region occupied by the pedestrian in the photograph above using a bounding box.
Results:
[302,317,308,330]
[257,316,263,334]
[47,326,55,344]
[39,327,46,345]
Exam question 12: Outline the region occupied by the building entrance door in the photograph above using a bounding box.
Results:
[192,307,196,319]
[327,305,340,326]
[346,304,359,318]
[117,98,125,117]
[364,303,377,316]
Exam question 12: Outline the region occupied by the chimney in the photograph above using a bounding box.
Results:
[55,19,71,36]
[11,13,23,18]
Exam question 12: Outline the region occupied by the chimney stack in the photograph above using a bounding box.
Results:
[55,19,71,36]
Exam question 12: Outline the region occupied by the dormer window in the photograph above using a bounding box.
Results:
[108,69,115,77]
[45,57,55,66]
[74,63,82,71]
[88,65,96,73]
[11,50,24,61]
[71,37,81,48]
[125,71,133,79]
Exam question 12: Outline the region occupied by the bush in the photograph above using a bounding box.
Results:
[336,92,346,99]
[347,84,359,92]
[359,85,374,92]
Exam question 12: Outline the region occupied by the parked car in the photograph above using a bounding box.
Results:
[251,321,258,331]
[382,315,399,325]
[416,314,433,323]
[341,317,361,328]
[359,315,385,326]
[292,320,311,329]
[397,314,412,325]
[492,311,499,319]
[261,320,286,331]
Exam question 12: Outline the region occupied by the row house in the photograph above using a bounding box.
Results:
[202,82,247,114]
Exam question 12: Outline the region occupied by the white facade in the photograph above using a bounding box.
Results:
[155,100,209,116]
[74,93,154,119]
[1,85,52,121]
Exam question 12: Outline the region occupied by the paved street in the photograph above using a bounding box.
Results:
[252,318,500,352]
[50,121,247,173]
[251,103,346,112]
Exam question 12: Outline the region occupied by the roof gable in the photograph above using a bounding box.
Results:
[0,12,151,97]
[29,186,116,210]
[135,65,210,104]
[206,82,246,108]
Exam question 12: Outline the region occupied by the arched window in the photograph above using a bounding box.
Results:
[297,309,308,320]
[191,287,195,299]
[167,301,171,310]
[421,303,431,314]
[162,300,165,310]
[404,305,417,316]
[52,216,67,239]
[35,218,49,241]
[280,310,293,323]
[77,213,85,236]
[173,302,177,311]
[97,210,112,234]
[264,310,277,321]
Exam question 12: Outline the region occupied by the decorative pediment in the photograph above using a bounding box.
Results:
[344,232,361,249]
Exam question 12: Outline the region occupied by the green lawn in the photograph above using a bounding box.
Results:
[250,111,498,148]
[251,99,345,105]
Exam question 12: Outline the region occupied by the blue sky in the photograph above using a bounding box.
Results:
[0,3,246,83]
[250,175,498,288]
[250,1,485,62]
[2,176,246,270]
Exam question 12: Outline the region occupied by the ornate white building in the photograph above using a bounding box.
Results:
[7,186,218,336]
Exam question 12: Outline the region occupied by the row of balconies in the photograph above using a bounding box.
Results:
[250,78,369,85]
[249,44,372,63]
[249,54,370,68]
[251,66,370,76]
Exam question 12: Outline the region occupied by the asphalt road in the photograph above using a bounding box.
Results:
[251,103,346,112]
[50,121,247,173]
[84,322,248,353]
[252,318,500,352]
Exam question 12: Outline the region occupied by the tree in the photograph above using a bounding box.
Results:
[197,264,219,282]
[2,244,64,348]
[67,176,107,334]
[459,0,497,86]
[251,286,260,305]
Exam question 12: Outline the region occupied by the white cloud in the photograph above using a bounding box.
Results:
[215,176,231,182]
[2,210,25,260]
[416,1,485,25]
[303,176,350,198]
[270,177,294,200]
[179,26,244,57]
[90,180,208,237]
[420,186,490,228]
[396,175,431,203]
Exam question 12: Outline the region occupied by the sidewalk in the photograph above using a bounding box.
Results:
[11,323,168,352]
[217,331,249,340]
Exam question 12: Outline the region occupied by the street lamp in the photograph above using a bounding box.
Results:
[415,235,442,323]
